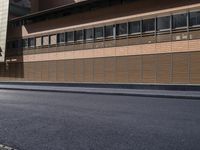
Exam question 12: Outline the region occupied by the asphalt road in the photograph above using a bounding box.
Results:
[0,90,200,150]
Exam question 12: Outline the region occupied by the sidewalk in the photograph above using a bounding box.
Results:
[0,83,200,99]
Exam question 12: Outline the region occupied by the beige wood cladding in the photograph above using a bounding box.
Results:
[1,51,200,84]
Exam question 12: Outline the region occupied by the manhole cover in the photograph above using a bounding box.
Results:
[0,144,17,150]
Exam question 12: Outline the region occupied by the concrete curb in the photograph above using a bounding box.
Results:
[0,82,200,91]
[0,87,200,100]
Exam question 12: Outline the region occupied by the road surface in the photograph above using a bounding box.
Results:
[0,89,199,150]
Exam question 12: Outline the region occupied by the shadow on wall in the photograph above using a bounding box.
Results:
[0,26,24,81]
[39,0,85,11]
[25,0,200,35]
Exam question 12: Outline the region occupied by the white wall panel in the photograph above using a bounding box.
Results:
[0,0,9,62]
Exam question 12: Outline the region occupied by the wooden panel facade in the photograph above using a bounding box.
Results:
[1,51,200,84]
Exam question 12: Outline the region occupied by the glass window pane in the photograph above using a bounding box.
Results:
[85,28,94,40]
[116,23,127,36]
[95,27,104,39]
[28,38,35,47]
[105,25,114,37]
[173,13,187,29]
[142,18,155,32]
[22,39,28,48]
[157,16,171,31]
[67,31,74,42]
[129,21,141,34]
[75,30,84,41]
[57,33,65,44]
[189,11,200,26]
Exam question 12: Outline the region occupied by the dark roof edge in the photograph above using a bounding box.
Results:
[9,0,101,22]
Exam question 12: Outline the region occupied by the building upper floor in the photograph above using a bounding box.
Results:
[6,0,200,53]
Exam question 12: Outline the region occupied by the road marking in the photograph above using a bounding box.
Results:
[0,144,17,150]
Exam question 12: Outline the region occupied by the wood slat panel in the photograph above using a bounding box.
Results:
[104,57,116,83]
[74,59,84,82]
[56,60,65,82]
[157,54,172,83]
[65,60,74,82]
[172,53,189,83]
[190,52,200,84]
[48,61,57,81]
[127,56,142,82]
[84,59,94,82]
[142,55,157,83]
[34,62,42,81]
[41,61,49,81]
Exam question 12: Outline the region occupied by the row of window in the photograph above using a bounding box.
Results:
[8,10,200,49]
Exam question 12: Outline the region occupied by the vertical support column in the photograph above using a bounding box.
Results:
[188,53,191,84]
[0,0,9,62]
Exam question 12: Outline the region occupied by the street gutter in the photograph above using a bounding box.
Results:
[0,84,200,100]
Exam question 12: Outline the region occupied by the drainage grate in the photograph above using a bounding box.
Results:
[0,144,17,150]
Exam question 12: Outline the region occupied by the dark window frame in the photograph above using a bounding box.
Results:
[85,28,94,41]
[66,31,75,43]
[22,39,28,48]
[75,30,84,42]
[189,11,200,27]
[116,23,128,36]
[105,25,115,38]
[28,38,35,48]
[128,20,141,35]
[172,13,188,29]
[57,33,66,44]
[94,26,104,40]
[142,18,156,33]
[157,16,171,32]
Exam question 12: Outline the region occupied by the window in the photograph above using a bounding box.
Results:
[22,39,28,48]
[85,28,94,40]
[189,11,200,27]
[95,27,104,39]
[116,23,128,36]
[67,31,74,43]
[50,35,57,45]
[28,38,35,48]
[42,36,49,46]
[105,25,115,38]
[57,33,65,44]
[75,30,84,41]
[129,21,141,34]
[142,18,155,32]
[173,13,187,29]
[36,37,42,47]
[157,16,171,31]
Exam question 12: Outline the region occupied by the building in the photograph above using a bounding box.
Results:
[9,0,31,18]
[0,0,9,62]
[1,0,200,84]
